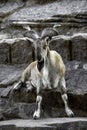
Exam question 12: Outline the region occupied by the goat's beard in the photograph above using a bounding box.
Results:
[37,58,44,72]
[38,57,44,63]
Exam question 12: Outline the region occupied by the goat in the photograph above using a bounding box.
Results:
[13,27,74,119]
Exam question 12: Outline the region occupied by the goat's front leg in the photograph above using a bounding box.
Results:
[33,95,42,119]
[60,77,74,117]
[13,81,23,91]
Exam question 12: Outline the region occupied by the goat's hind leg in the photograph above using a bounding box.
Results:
[60,77,74,117]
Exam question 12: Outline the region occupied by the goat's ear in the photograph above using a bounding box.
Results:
[25,37,34,43]
[45,36,52,44]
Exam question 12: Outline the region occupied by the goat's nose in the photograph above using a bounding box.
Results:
[37,54,42,61]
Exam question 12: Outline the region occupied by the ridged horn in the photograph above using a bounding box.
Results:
[41,28,58,39]
[24,30,39,42]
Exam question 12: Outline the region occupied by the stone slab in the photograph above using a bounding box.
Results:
[0,42,10,64]
[0,118,87,130]
[8,0,87,21]
[0,64,27,87]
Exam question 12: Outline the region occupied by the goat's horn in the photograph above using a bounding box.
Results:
[41,28,58,39]
[23,25,31,30]
[24,30,39,41]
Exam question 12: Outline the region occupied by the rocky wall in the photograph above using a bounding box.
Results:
[0,0,87,122]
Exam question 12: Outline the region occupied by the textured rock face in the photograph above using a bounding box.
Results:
[0,118,87,130]
[0,0,87,123]
[50,34,87,62]
[0,61,87,119]
[0,38,33,64]
[0,64,27,87]
[0,0,87,64]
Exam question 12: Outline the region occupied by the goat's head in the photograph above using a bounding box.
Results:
[24,27,58,62]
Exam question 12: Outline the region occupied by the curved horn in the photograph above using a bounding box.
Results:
[41,27,58,39]
[24,30,39,41]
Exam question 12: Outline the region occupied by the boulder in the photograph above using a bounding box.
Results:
[0,38,33,64]
[0,0,24,18]
[50,33,87,62]
[11,39,32,64]
[0,61,87,119]
[71,34,87,61]
[0,64,27,87]
[0,118,87,130]
[8,0,87,21]
[50,36,71,62]
[0,42,10,64]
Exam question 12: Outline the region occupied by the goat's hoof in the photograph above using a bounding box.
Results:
[33,111,40,120]
[68,112,74,117]
[66,109,74,117]
[26,86,33,93]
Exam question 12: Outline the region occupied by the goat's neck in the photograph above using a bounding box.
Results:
[37,48,51,72]
[37,59,44,72]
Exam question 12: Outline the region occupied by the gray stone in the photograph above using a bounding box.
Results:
[0,118,87,130]
[0,0,87,122]
[3,103,36,119]
[0,38,33,64]
[71,34,87,61]
[0,64,27,87]
[50,33,87,62]
[0,0,24,17]
[50,36,71,62]
[0,42,10,64]
[0,61,87,119]
[66,61,87,95]
[8,0,87,21]
[11,39,32,64]
[1,86,13,98]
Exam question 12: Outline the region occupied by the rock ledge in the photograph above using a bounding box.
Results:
[0,118,87,130]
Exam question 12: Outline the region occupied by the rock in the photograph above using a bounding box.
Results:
[71,34,87,61]
[3,103,36,119]
[65,61,87,112]
[0,0,87,121]
[0,61,87,119]
[11,39,32,64]
[8,0,87,21]
[0,42,10,64]
[0,38,33,64]
[50,36,71,62]
[50,33,87,62]
[0,0,24,18]
[66,61,87,95]
[0,118,87,130]
[0,64,27,87]
[0,86,13,98]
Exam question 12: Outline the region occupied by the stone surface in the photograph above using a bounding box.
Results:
[0,64,27,87]
[0,0,87,124]
[0,0,87,64]
[0,38,33,64]
[11,39,32,64]
[50,36,70,62]
[0,0,87,40]
[0,33,87,64]
[0,42,10,64]
[0,0,24,18]
[71,34,87,61]
[50,33,87,62]
[0,61,87,120]
[8,0,87,21]
[0,118,87,130]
